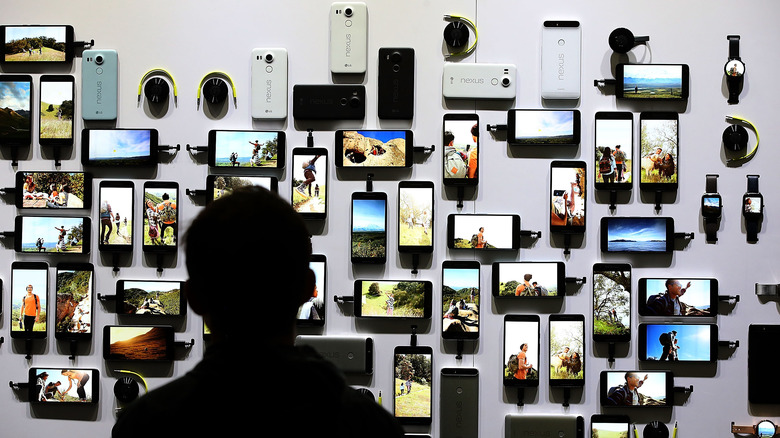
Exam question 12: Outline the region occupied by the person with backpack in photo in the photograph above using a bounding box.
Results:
[145,199,161,245]
[443,131,467,179]
[156,193,178,245]
[599,147,616,183]
[20,285,41,332]
[613,145,627,182]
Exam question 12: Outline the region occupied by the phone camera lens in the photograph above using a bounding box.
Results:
[95,55,104,65]
[264,53,274,63]
[501,77,511,87]
[339,97,348,106]
[349,96,361,108]
[344,7,353,17]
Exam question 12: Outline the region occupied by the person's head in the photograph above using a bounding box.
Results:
[471,123,479,140]
[603,147,612,157]
[625,372,640,389]
[162,193,169,201]
[520,343,528,352]
[524,274,532,282]
[532,282,538,286]
[26,285,33,294]
[655,147,663,154]
[184,186,313,342]
[146,199,154,209]
[479,227,484,232]
[616,145,621,150]
[665,279,685,298]
[564,347,570,352]
[444,130,455,146]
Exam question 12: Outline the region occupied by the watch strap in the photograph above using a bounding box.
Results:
[747,174,759,193]
[731,424,755,434]
[706,174,718,193]
[705,218,718,242]
[746,219,759,242]
[728,35,741,60]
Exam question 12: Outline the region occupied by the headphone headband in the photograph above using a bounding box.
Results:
[197,71,237,109]
[444,14,478,59]
[137,68,178,107]
[725,115,759,163]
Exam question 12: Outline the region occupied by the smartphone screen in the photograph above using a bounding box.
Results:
[617,64,689,100]
[507,109,580,146]
[591,414,629,437]
[442,113,479,185]
[16,171,90,209]
[39,75,74,145]
[0,75,32,146]
[351,192,387,264]
[291,147,328,219]
[639,112,678,191]
[749,325,780,404]
[638,278,717,317]
[207,130,285,169]
[334,130,412,167]
[103,325,174,361]
[447,214,520,250]
[503,315,540,387]
[593,263,631,343]
[2,25,74,63]
[29,368,99,404]
[11,262,49,339]
[55,263,93,340]
[353,280,432,319]
[99,181,134,252]
[393,345,433,425]
[442,261,480,340]
[594,112,633,190]
[638,323,716,362]
[207,175,278,204]
[550,160,586,234]
[600,217,674,253]
[81,129,159,166]
[492,262,565,298]
[143,182,178,251]
[398,181,434,254]
[297,254,326,326]
[16,216,90,254]
[115,280,185,316]
[549,314,585,387]
[601,370,672,407]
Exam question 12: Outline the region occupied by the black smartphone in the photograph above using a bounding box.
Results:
[594,111,633,191]
[11,261,49,339]
[292,84,366,120]
[503,314,540,388]
[15,215,90,254]
[440,368,478,437]
[639,112,678,192]
[115,280,185,316]
[81,128,159,166]
[16,171,91,209]
[142,181,178,252]
[206,129,285,169]
[353,279,432,319]
[29,368,99,404]
[351,191,387,264]
[39,75,75,146]
[638,323,717,362]
[1,25,75,64]
[98,180,134,252]
[616,64,689,100]
[398,181,434,254]
[378,48,415,120]
[550,160,586,234]
[506,109,581,146]
[637,278,718,317]
[600,370,673,407]
[549,314,585,387]
[103,325,175,361]
[295,335,372,374]
[291,147,328,220]
[442,113,479,185]
[447,214,521,250]
[600,216,674,253]
[591,414,630,437]
[0,74,33,146]
[297,254,326,326]
[748,324,780,404]
[206,175,278,204]
[592,263,631,343]
[393,345,433,425]
[335,129,413,168]
[492,261,565,298]
[442,261,480,340]
[54,263,93,341]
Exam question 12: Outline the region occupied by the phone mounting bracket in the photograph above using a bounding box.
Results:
[156,144,181,156]
[673,232,694,244]
[673,384,694,396]
[607,342,616,365]
[306,129,315,148]
[411,253,420,275]
[609,190,618,212]
[365,173,373,192]
[174,338,196,349]
[408,325,418,347]
[68,339,79,360]
[718,339,739,349]
[755,283,780,297]
[24,337,33,360]
[456,187,464,209]
[565,276,587,285]
[562,387,572,407]
[413,144,435,154]
[185,188,206,197]
[185,144,206,154]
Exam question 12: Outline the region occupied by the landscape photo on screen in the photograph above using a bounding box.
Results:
[496,263,560,297]
[143,187,177,247]
[211,176,274,201]
[595,118,632,184]
[549,319,584,381]
[640,118,678,184]
[39,80,73,140]
[442,266,479,334]
[0,79,31,143]
[604,371,668,406]
[360,280,427,318]
[56,268,93,335]
[341,130,407,167]
[622,65,683,99]
[108,326,169,360]
[642,279,713,316]
[394,352,432,418]
[398,185,433,248]
[4,26,67,62]
[22,172,85,209]
[643,324,711,361]
[512,110,575,144]
[121,281,182,316]
[593,268,630,338]
[351,197,386,260]
[214,131,279,168]
[452,215,514,249]
[21,216,85,253]
[606,218,668,252]
[88,130,152,165]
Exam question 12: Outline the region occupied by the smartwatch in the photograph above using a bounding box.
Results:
[731,419,779,437]
[725,35,745,104]
[742,174,763,242]
[701,174,721,242]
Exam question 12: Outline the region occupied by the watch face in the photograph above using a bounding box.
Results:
[744,195,762,215]
[702,195,722,218]
[757,420,775,438]
[725,59,745,77]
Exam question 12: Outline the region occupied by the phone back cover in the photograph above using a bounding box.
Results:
[81,50,118,120]
[440,369,478,438]
[505,414,584,438]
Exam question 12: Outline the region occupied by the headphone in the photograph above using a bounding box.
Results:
[113,369,148,404]
[443,14,478,58]
[197,71,237,110]
[723,115,759,163]
[137,68,178,107]
[608,27,649,54]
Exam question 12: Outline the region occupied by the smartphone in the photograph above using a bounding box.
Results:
[637,278,718,317]
[592,263,631,343]
[550,160,586,234]
[329,2,367,74]
[15,215,90,254]
[334,129,413,168]
[353,279,432,319]
[81,128,159,166]
[600,370,673,407]
[351,191,387,264]
[440,368,478,437]
[11,261,49,339]
[506,109,581,146]
[291,147,328,220]
[378,47,414,119]
[206,175,278,204]
[142,181,179,251]
[115,280,185,317]
[295,335,372,374]
[503,314,540,388]
[98,180,134,252]
[443,113,479,185]
[541,21,581,100]
[54,263,93,341]
[506,415,584,438]
[1,25,75,64]
[39,75,75,146]
[393,345,433,425]
[0,74,32,146]
[29,368,99,404]
[292,85,366,120]
[442,261,480,340]
[591,414,630,438]
[103,325,175,361]
[16,171,91,209]
[638,323,717,362]
[447,214,521,250]
[748,324,780,404]
[600,216,674,253]
[492,261,565,298]
[398,181,434,254]
[549,314,585,387]
[594,112,633,191]
[616,64,689,100]
[81,49,118,121]
[207,129,285,169]
[251,48,288,120]
[639,112,679,192]
[297,254,326,326]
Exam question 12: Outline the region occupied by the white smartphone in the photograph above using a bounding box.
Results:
[541,21,581,100]
[442,63,516,99]
[329,2,367,74]
[251,48,287,119]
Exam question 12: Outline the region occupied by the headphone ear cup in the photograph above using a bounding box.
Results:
[443,21,469,49]
[609,27,636,54]
[722,124,749,151]
[203,78,228,104]
[144,77,170,104]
